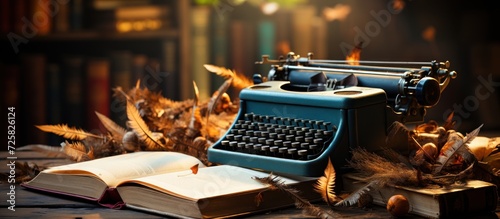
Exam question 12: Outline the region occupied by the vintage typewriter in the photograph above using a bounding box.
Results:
[208,52,457,176]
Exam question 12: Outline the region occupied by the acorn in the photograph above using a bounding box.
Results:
[122,131,139,152]
[386,194,410,217]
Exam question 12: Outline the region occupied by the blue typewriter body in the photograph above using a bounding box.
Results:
[208,52,457,176]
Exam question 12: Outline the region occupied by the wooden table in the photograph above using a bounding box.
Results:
[1,150,499,219]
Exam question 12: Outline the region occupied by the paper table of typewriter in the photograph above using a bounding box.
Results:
[208,52,458,176]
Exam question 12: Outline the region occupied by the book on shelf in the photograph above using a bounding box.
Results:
[108,50,133,127]
[22,152,319,218]
[46,63,63,145]
[190,5,211,100]
[62,55,85,128]
[21,53,47,145]
[342,173,498,219]
[85,58,110,133]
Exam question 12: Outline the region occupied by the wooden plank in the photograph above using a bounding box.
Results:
[0,207,165,219]
[0,183,94,208]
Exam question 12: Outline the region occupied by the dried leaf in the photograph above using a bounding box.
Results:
[433,124,483,174]
[190,164,199,174]
[204,64,253,91]
[36,124,103,140]
[95,111,126,142]
[126,101,165,149]
[314,158,340,206]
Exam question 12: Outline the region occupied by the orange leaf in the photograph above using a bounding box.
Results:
[190,164,199,175]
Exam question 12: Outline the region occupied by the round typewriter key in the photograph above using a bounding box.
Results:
[323,130,334,136]
[249,137,258,143]
[314,132,323,138]
[226,134,234,140]
[286,135,295,141]
[309,144,318,151]
[248,124,256,130]
[261,145,270,154]
[234,135,242,141]
[314,138,323,144]
[245,130,254,137]
[295,136,304,142]
[270,146,279,156]
[278,147,287,157]
[234,124,241,129]
[304,132,313,137]
[298,149,308,156]
[241,124,248,129]
[274,140,283,146]
[267,127,275,133]
[261,131,269,138]
[277,134,286,140]
[229,141,238,149]
[253,144,263,154]
[265,139,274,145]
[301,142,309,149]
[258,137,266,143]
[296,130,304,136]
[221,140,230,146]
[237,129,246,135]
[253,131,261,137]
[259,126,267,131]
[288,148,297,158]
[245,143,254,152]
[269,132,277,139]
[242,136,250,142]
[291,142,300,148]
[283,141,292,147]
[237,142,245,150]
[305,137,313,143]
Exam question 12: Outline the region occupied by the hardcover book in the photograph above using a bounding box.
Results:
[342,173,498,218]
[22,152,319,218]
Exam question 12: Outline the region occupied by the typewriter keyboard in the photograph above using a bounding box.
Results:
[216,113,335,160]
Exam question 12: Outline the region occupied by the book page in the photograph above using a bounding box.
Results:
[45,152,205,187]
[118,165,307,200]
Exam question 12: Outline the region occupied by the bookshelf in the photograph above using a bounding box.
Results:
[0,0,192,146]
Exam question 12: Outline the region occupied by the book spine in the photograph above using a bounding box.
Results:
[209,10,228,92]
[21,54,47,145]
[46,63,63,145]
[71,0,84,31]
[0,0,11,34]
[257,19,275,77]
[190,5,211,100]
[108,50,133,127]
[62,56,84,128]
[53,0,70,33]
[86,58,110,133]
[161,39,178,99]
[29,0,52,35]
[291,6,316,56]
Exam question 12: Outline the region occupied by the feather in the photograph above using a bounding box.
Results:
[205,79,232,137]
[433,124,483,174]
[254,174,339,219]
[335,180,380,207]
[126,101,165,149]
[314,158,340,206]
[95,111,126,142]
[36,124,103,140]
[204,64,253,91]
[16,144,68,158]
[61,141,91,162]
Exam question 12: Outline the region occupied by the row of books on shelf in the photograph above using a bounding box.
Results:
[0,0,173,35]
[1,51,171,146]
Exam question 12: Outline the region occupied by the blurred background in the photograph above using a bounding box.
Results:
[1,0,499,147]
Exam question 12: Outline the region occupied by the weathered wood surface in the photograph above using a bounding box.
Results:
[0,151,498,219]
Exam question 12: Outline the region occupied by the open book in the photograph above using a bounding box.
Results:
[22,152,319,218]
